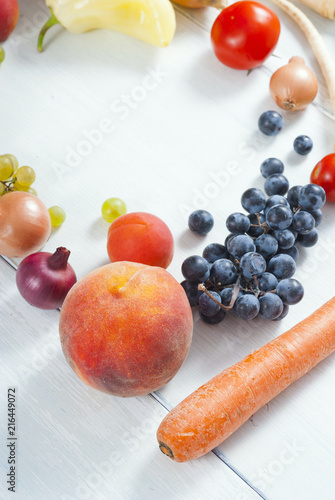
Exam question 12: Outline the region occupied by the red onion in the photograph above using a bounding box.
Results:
[16,247,77,309]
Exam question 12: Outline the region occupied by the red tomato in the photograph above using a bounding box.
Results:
[211,1,281,70]
[311,153,335,202]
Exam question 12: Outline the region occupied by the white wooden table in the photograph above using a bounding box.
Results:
[1,1,335,499]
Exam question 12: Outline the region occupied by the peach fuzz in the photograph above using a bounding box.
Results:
[59,261,193,397]
[107,212,174,269]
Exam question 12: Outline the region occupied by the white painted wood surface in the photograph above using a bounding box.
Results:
[1,1,335,499]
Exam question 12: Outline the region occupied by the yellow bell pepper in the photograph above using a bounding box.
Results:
[38,0,176,52]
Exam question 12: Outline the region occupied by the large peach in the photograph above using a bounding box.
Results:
[59,261,193,397]
[107,212,174,269]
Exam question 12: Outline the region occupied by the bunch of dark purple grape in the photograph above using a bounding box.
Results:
[181,157,326,324]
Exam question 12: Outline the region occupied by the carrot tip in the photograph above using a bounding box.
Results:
[159,441,174,459]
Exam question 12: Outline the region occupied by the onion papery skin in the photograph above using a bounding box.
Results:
[269,56,318,111]
[16,247,77,309]
[0,191,51,258]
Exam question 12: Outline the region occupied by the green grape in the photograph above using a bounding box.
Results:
[12,180,25,191]
[0,183,5,196]
[21,186,37,196]
[0,154,16,181]
[6,154,19,171]
[13,183,37,196]
[0,47,5,64]
[16,165,36,187]
[101,197,127,223]
[49,205,66,227]
[26,187,37,196]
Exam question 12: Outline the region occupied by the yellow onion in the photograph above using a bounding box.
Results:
[269,56,318,111]
[0,191,51,258]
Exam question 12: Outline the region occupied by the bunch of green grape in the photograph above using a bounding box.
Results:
[0,154,37,196]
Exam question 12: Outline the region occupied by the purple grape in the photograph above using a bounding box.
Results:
[227,234,255,260]
[240,252,267,279]
[264,174,289,197]
[260,157,284,178]
[226,212,251,234]
[266,204,293,231]
[182,255,210,283]
[291,211,315,234]
[258,110,284,136]
[241,188,266,214]
[268,254,296,279]
[210,259,237,286]
[203,243,229,263]
[235,295,260,320]
[293,135,313,155]
[259,293,284,320]
[276,278,304,305]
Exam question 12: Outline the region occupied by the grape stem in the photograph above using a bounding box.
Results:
[0,177,16,193]
[255,213,263,225]
[250,213,270,233]
[230,276,241,308]
[198,276,241,311]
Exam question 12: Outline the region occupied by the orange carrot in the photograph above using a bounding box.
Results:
[157,296,335,462]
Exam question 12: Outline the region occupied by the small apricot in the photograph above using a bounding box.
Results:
[107,212,174,269]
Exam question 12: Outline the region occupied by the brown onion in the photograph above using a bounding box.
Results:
[0,191,51,258]
[269,56,318,111]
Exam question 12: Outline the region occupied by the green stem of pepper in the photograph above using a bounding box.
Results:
[37,9,60,53]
